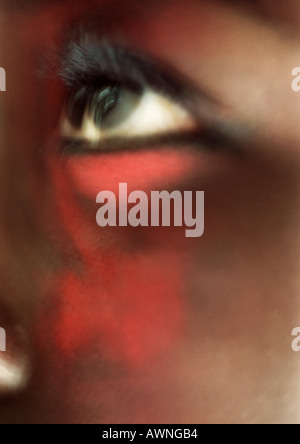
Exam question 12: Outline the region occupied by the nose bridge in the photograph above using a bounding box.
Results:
[0,293,31,394]
[0,141,32,259]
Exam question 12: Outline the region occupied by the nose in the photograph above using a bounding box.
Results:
[0,356,28,393]
[0,139,34,394]
[0,26,50,396]
[0,302,30,394]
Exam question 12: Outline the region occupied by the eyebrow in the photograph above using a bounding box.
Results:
[3,0,272,11]
[225,0,272,15]
[3,0,57,7]
[4,0,287,28]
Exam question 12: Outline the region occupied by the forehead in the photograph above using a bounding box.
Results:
[1,0,296,19]
[3,0,300,32]
[0,0,278,10]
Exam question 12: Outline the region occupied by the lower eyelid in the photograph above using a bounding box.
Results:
[64,148,208,198]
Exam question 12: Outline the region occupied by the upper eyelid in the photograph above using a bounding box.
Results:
[57,36,223,123]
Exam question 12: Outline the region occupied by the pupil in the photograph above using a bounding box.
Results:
[92,86,121,129]
[67,87,89,129]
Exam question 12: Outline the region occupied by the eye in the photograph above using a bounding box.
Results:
[61,82,197,148]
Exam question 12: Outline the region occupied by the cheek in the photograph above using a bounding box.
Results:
[50,147,209,251]
[54,252,186,367]
[65,149,205,196]
[43,149,204,367]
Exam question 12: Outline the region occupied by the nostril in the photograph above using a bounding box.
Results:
[0,314,31,394]
[0,355,29,393]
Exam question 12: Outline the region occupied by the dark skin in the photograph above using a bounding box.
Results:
[0,0,300,424]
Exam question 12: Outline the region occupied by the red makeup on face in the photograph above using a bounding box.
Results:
[2,0,300,425]
[45,149,196,368]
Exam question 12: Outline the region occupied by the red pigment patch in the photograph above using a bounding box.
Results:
[55,251,184,367]
[65,149,204,197]
[45,150,191,367]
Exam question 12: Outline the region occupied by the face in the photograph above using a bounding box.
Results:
[0,0,300,424]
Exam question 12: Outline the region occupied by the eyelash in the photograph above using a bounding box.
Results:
[58,39,187,99]
[66,83,126,130]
